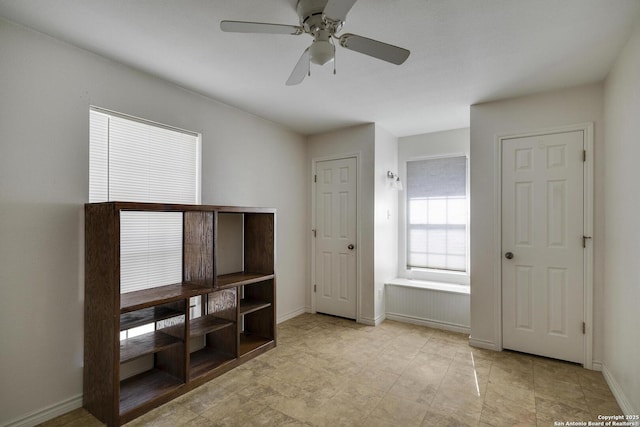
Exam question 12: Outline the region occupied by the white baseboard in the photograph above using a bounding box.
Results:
[2,394,82,427]
[358,317,375,326]
[277,307,307,324]
[591,360,603,371]
[358,313,385,326]
[469,336,499,351]
[602,363,638,416]
[386,313,470,335]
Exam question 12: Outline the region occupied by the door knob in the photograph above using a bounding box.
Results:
[348,244,355,250]
[505,252,514,260]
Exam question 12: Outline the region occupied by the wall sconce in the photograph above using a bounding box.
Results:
[387,171,403,190]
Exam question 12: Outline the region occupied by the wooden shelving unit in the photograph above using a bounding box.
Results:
[84,202,276,426]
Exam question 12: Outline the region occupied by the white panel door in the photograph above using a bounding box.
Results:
[502,131,584,363]
[315,157,357,319]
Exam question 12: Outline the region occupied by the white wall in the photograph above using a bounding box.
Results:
[0,18,306,426]
[602,17,640,414]
[398,128,470,281]
[469,84,605,360]
[373,125,399,322]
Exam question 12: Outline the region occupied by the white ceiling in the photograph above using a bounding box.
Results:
[1,0,639,137]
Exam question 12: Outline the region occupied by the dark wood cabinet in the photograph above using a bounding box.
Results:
[84,202,276,426]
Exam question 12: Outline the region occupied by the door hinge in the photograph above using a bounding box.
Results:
[582,235,592,248]
[314,174,317,183]
[314,284,317,293]
[312,229,316,238]
[583,150,587,162]
[582,322,586,334]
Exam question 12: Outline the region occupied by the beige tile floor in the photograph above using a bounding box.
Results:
[41,313,622,427]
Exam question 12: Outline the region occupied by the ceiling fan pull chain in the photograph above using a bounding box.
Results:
[333,41,337,75]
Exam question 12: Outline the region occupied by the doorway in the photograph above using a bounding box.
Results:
[313,156,358,319]
[499,124,593,365]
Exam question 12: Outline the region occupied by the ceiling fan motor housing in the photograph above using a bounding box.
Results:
[297,0,342,34]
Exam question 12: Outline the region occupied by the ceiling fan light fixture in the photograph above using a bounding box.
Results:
[309,39,334,65]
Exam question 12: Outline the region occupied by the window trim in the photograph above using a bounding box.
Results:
[401,153,470,285]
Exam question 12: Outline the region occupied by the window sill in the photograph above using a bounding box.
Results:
[385,278,470,295]
[404,268,470,286]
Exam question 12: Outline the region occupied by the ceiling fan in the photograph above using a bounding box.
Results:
[220,0,410,85]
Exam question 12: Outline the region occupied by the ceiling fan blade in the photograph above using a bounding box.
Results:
[323,0,358,23]
[286,48,310,86]
[220,20,302,35]
[339,33,410,65]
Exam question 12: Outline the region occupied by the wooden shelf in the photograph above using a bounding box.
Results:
[189,315,234,337]
[159,324,185,340]
[119,369,183,416]
[216,271,274,288]
[239,333,272,355]
[120,306,183,331]
[120,331,183,363]
[121,282,211,313]
[189,347,235,380]
[239,298,271,316]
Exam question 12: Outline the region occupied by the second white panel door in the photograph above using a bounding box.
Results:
[501,130,585,363]
[315,157,357,319]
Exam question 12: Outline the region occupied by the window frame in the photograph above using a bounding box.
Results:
[401,153,470,285]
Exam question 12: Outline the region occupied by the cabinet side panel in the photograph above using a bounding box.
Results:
[184,211,214,286]
[84,204,119,425]
[244,213,275,274]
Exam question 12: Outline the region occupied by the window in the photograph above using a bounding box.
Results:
[89,107,201,295]
[406,156,468,273]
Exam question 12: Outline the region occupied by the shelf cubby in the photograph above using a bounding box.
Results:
[120,331,183,363]
[189,346,235,381]
[119,369,183,417]
[239,279,274,357]
[188,288,238,380]
[239,332,273,355]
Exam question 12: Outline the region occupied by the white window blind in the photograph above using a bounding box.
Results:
[89,108,200,294]
[406,156,468,272]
